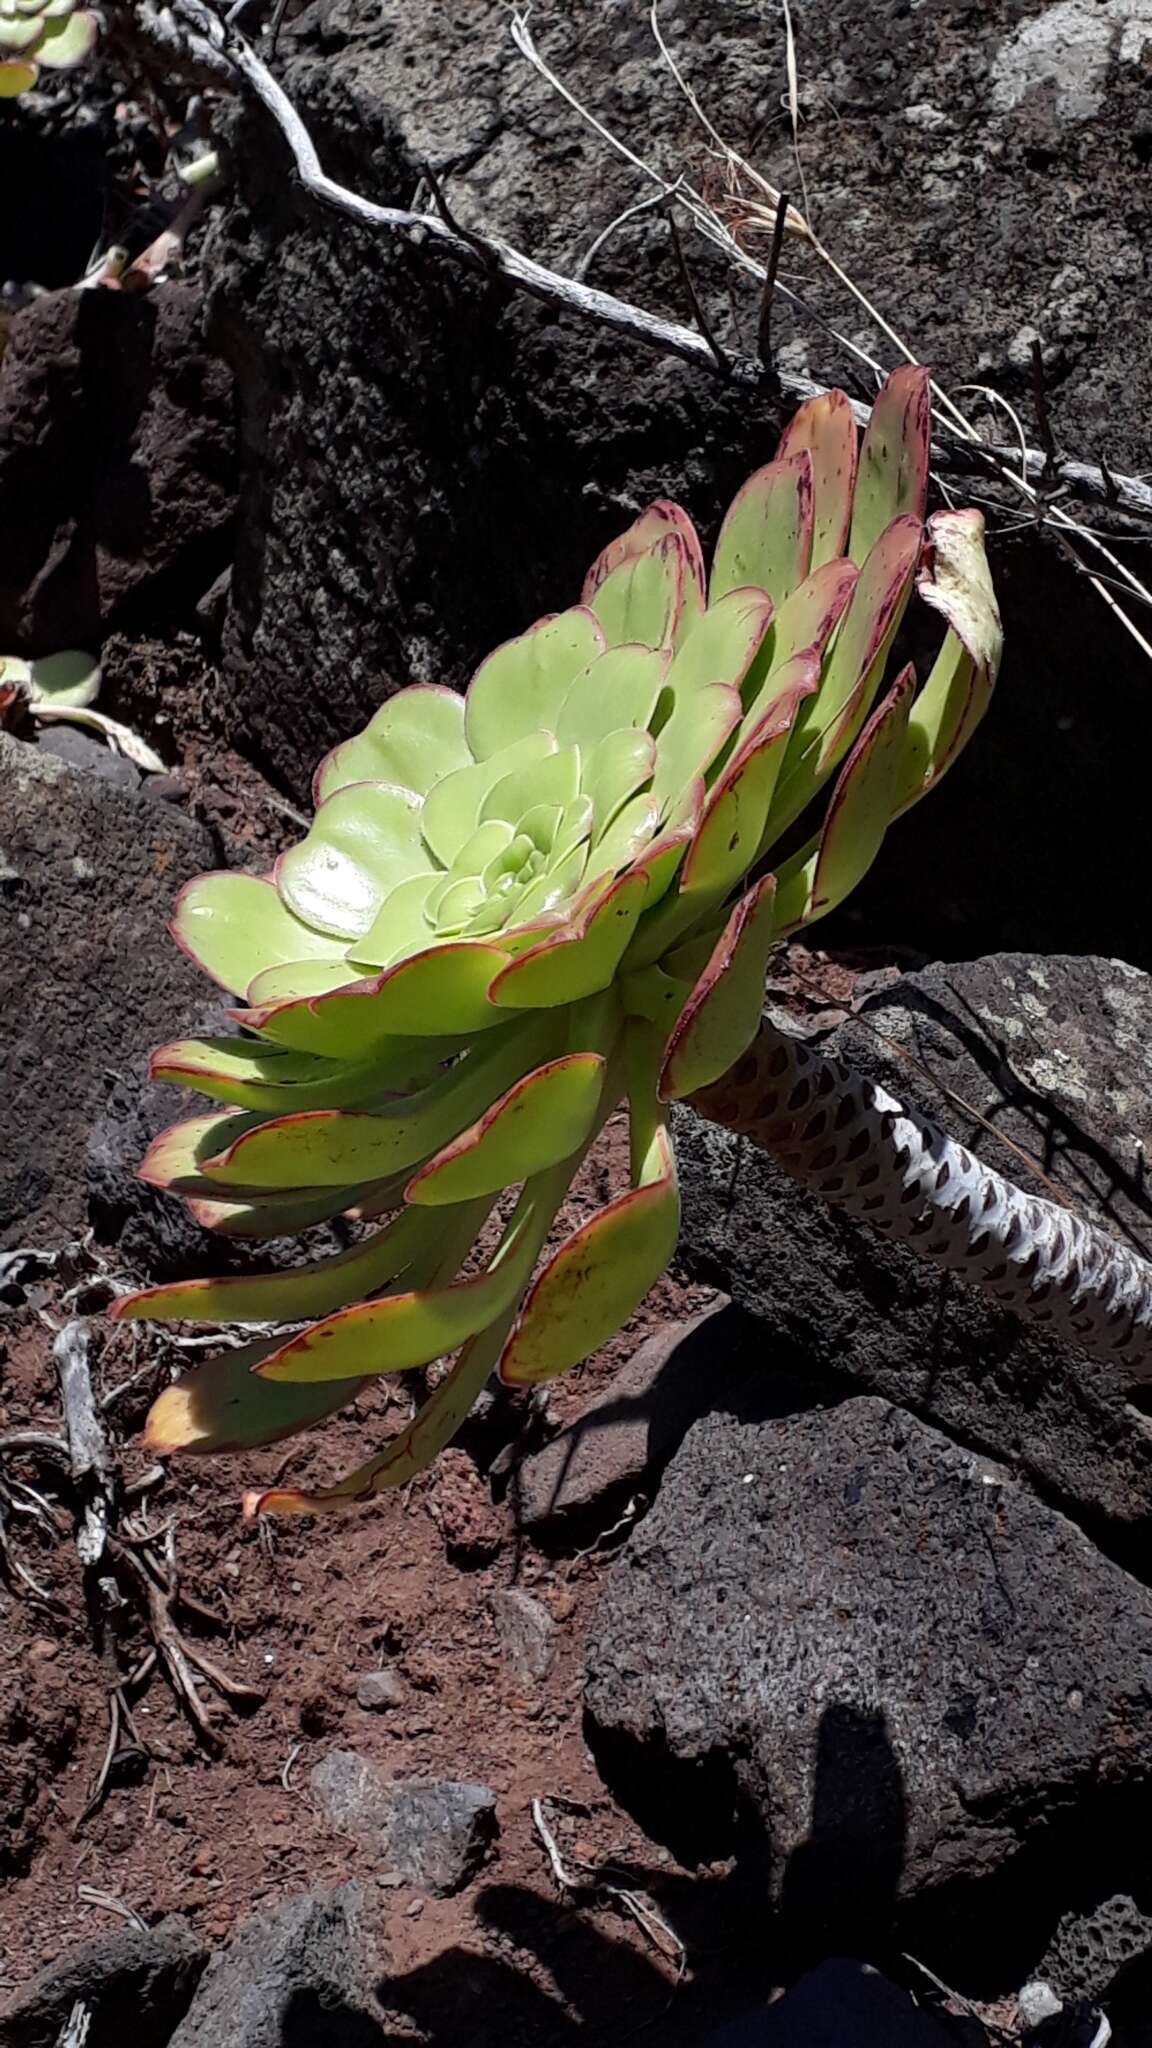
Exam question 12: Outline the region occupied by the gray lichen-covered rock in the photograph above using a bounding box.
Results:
[677,954,1152,1539]
[167,1887,382,2048]
[206,0,1152,969]
[310,1752,497,1895]
[0,1916,206,2048]
[0,735,216,1258]
[584,1399,1152,1927]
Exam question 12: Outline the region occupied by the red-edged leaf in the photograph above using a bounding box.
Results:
[709,451,813,606]
[776,389,859,566]
[848,365,932,564]
[659,877,777,1099]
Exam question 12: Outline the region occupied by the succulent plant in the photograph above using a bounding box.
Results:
[0,0,97,94]
[118,367,1002,1514]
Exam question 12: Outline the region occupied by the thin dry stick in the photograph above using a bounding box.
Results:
[53,1321,116,1567]
[516,6,1152,655]
[131,0,1152,527]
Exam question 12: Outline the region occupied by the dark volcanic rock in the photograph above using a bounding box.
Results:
[0,284,235,652]
[167,1887,382,2048]
[511,1300,816,1540]
[206,0,1152,968]
[0,734,215,1257]
[708,1959,984,2047]
[310,1752,497,1896]
[677,953,1152,1544]
[584,1399,1152,1969]
[0,1915,206,2048]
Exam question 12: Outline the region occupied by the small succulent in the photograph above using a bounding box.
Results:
[0,0,96,94]
[118,368,1002,1515]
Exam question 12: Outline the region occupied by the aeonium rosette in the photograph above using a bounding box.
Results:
[0,0,96,95]
[116,368,1001,1515]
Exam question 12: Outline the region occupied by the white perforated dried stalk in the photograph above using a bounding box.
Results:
[691,1018,1152,1377]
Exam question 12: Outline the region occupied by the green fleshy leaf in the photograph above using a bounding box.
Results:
[650,682,741,810]
[32,7,94,63]
[585,728,656,837]
[243,1307,518,1515]
[0,14,39,47]
[584,791,661,885]
[407,1052,606,1205]
[582,501,706,629]
[663,587,775,704]
[554,644,668,753]
[142,1338,368,1455]
[314,685,470,803]
[138,1110,264,1193]
[767,514,922,849]
[255,1163,568,1384]
[499,1027,678,1384]
[492,870,648,1010]
[173,872,345,999]
[480,743,582,826]
[709,453,813,606]
[199,1017,556,1189]
[587,535,688,651]
[185,1180,399,1239]
[465,609,605,760]
[246,941,513,1055]
[659,877,777,1098]
[246,959,361,1005]
[776,388,859,567]
[847,365,931,565]
[117,1203,434,1325]
[0,57,36,90]
[421,731,555,867]
[150,1031,452,1114]
[508,840,588,925]
[24,650,101,707]
[348,870,442,968]
[762,557,858,675]
[773,663,916,933]
[276,783,430,940]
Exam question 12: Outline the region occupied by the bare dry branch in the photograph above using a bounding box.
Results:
[126,0,1152,530]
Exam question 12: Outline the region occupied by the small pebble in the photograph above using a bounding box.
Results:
[357,1667,404,1711]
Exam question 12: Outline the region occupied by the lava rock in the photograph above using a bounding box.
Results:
[490,1589,556,1682]
[584,1398,1152,1965]
[709,1959,984,2047]
[310,1752,497,1895]
[0,285,235,651]
[167,1887,382,2048]
[0,1915,206,2048]
[511,1301,795,1538]
[0,735,216,1257]
[1034,1892,1152,2004]
[206,0,1152,969]
[677,954,1152,1541]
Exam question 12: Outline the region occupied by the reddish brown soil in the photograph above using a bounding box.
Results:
[0,1228,751,2043]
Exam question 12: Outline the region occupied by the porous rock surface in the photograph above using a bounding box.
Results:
[166,1886,382,2048]
[0,1915,207,2048]
[206,0,1152,967]
[0,735,216,1255]
[0,286,234,652]
[677,953,1152,1540]
[584,1399,1152,1937]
